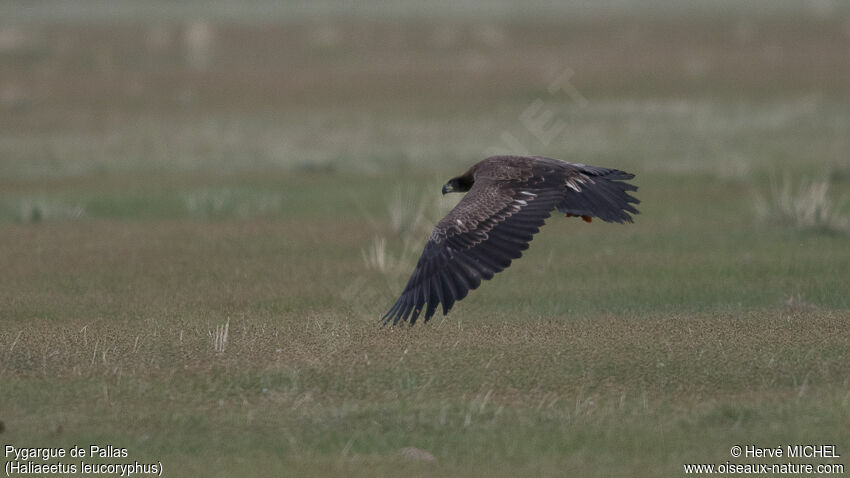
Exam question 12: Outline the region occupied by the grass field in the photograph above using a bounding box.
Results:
[1,3,849,476]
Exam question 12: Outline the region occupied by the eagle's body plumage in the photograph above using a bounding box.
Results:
[382,155,639,326]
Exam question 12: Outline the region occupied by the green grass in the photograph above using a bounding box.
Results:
[3,309,848,476]
[2,7,850,477]
[1,171,848,476]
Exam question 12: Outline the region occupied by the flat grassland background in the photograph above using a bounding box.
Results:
[1,1,849,476]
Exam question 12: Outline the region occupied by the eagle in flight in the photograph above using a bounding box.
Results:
[382,155,639,326]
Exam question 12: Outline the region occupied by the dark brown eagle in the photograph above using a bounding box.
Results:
[382,155,639,326]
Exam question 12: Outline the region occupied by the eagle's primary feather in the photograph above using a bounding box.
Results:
[382,155,639,326]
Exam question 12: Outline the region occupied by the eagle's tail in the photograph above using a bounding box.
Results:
[556,168,639,223]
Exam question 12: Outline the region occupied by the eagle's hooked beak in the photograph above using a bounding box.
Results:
[441,182,454,195]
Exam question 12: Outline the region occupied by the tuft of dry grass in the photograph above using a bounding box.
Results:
[754,173,849,234]
[211,318,229,354]
[363,186,457,276]
[182,187,284,219]
[10,197,85,223]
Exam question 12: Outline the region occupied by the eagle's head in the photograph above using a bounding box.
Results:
[442,175,474,195]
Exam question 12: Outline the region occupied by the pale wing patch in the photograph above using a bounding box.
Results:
[565,173,595,192]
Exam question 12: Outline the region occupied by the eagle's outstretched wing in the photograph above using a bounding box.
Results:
[382,158,638,326]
